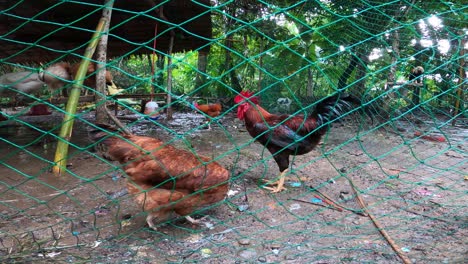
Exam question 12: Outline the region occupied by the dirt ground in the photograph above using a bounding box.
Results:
[0,108,466,263]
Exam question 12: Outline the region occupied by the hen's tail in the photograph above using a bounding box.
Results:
[313,93,362,126]
[88,123,127,161]
[88,123,120,142]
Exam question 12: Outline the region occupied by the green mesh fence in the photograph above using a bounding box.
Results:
[1,0,467,263]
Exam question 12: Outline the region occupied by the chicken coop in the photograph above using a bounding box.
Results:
[0,1,466,263]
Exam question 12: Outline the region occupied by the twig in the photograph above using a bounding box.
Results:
[105,107,130,134]
[349,179,412,264]
[291,198,342,212]
[309,186,368,216]
[312,190,344,212]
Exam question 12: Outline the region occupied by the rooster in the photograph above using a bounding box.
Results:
[234,90,360,193]
[192,101,222,129]
[89,124,229,230]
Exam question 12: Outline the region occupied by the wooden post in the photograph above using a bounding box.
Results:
[95,0,114,124]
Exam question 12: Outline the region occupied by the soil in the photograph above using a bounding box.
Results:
[0,108,466,263]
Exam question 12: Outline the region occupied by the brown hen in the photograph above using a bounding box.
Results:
[192,101,222,129]
[89,124,229,230]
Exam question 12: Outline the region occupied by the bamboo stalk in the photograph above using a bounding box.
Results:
[52,13,110,176]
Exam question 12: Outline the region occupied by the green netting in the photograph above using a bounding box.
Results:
[1,0,467,263]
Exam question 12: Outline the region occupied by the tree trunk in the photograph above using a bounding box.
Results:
[306,65,313,97]
[222,8,241,92]
[224,37,241,92]
[195,51,208,91]
[337,53,359,90]
[165,33,174,120]
[355,51,369,95]
[305,44,314,97]
[388,30,400,84]
[411,42,424,107]
[156,53,165,87]
[258,37,264,92]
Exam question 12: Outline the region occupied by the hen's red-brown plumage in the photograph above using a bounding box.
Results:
[89,124,229,230]
[234,91,359,192]
[193,102,222,117]
[193,102,222,129]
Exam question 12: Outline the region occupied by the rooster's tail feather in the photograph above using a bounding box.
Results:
[313,94,361,125]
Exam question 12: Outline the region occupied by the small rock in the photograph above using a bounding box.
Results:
[285,254,297,260]
[200,248,212,258]
[257,256,267,263]
[166,256,179,262]
[238,204,249,212]
[237,249,257,259]
[238,238,250,245]
[289,203,301,211]
[339,192,352,201]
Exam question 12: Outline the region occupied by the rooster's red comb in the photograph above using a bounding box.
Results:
[234,90,259,104]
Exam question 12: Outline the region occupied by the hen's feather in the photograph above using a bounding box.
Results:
[193,102,222,117]
[89,124,229,228]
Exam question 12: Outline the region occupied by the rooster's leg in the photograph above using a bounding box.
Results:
[262,169,288,193]
[202,120,211,130]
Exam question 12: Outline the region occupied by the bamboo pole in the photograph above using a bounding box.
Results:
[52,12,110,176]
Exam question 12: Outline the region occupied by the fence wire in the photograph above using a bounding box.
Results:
[0,0,467,263]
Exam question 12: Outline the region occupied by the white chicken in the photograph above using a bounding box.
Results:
[0,71,45,104]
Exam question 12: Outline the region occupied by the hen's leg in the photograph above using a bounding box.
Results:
[146,214,158,231]
[185,215,213,229]
[262,169,288,193]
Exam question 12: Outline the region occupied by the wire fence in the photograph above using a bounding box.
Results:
[0,1,466,263]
